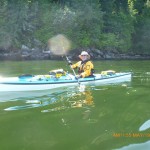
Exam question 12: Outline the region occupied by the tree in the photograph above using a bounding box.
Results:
[130,0,150,54]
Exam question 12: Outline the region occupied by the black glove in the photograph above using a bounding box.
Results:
[68,60,72,65]
[66,57,72,65]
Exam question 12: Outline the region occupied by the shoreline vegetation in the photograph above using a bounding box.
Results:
[1,0,150,61]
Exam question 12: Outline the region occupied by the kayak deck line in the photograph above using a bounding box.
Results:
[1,72,130,85]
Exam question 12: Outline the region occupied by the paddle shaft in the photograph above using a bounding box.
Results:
[65,56,80,85]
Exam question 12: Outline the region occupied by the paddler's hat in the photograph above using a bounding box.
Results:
[79,51,90,59]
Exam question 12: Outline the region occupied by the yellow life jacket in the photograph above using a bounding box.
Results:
[72,60,94,78]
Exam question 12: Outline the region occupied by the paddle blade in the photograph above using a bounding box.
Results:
[48,34,71,55]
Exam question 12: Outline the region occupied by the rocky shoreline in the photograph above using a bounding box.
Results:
[0,46,150,61]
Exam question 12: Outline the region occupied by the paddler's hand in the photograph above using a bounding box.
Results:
[70,65,73,69]
[75,75,82,79]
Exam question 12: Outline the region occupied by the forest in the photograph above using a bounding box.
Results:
[0,0,150,55]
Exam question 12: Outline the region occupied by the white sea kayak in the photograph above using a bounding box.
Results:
[0,70,131,92]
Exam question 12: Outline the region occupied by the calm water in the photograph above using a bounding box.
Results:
[0,60,150,150]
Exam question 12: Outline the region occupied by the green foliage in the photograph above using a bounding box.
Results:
[35,0,103,49]
[132,17,150,54]
[68,1,103,48]
[0,0,41,49]
[131,0,150,54]
[99,0,135,52]
[0,0,150,54]
[100,33,119,49]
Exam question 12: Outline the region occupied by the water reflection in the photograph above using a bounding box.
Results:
[41,86,94,113]
[133,71,150,86]
[70,91,94,108]
[3,83,132,113]
[3,86,95,112]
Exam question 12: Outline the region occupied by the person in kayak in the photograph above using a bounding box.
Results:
[70,51,94,78]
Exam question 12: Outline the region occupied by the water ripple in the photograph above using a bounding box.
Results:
[3,83,132,112]
[3,86,95,111]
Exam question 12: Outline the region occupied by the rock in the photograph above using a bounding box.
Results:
[21,45,30,51]
[33,39,42,47]
[42,50,51,54]
[1,45,150,60]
